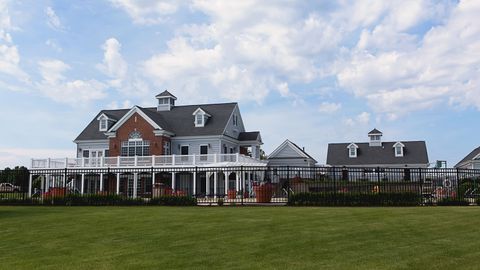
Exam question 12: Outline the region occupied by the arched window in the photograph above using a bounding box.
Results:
[121,131,150,156]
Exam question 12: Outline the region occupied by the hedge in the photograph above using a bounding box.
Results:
[437,198,469,206]
[0,194,197,206]
[288,192,421,206]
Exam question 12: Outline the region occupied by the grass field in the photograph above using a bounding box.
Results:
[1,206,480,270]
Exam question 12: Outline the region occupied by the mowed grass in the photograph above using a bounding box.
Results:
[1,207,480,270]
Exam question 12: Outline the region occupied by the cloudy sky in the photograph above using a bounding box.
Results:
[0,0,479,168]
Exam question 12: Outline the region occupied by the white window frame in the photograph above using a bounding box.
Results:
[99,116,108,132]
[347,143,358,158]
[195,113,204,127]
[393,143,404,157]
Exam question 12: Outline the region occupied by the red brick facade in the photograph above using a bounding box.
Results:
[108,112,170,157]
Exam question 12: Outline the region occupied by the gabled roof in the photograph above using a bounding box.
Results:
[368,128,382,135]
[155,90,177,100]
[268,139,317,162]
[74,102,239,141]
[455,146,480,168]
[327,141,429,166]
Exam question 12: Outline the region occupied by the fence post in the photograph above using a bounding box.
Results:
[64,168,67,194]
[241,166,244,206]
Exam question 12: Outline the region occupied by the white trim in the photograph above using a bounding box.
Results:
[347,143,358,158]
[192,108,211,117]
[108,106,163,133]
[393,142,405,157]
[269,139,315,161]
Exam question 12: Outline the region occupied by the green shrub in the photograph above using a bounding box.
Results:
[288,192,421,207]
[150,196,197,206]
[437,198,469,206]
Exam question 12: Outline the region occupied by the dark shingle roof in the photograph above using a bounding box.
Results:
[155,90,177,99]
[74,103,238,141]
[368,128,382,135]
[75,109,129,141]
[238,132,260,141]
[455,147,480,167]
[327,141,429,166]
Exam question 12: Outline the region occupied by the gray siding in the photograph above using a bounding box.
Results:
[223,105,246,139]
[273,144,301,158]
[220,139,239,154]
[171,138,221,155]
[76,141,109,158]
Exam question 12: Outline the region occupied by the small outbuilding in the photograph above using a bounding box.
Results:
[267,139,317,167]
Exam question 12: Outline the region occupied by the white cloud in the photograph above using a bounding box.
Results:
[97,38,128,87]
[109,0,179,25]
[37,59,108,104]
[318,102,342,113]
[337,0,480,118]
[45,6,64,31]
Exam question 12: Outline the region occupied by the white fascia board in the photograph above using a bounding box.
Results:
[268,140,290,158]
[192,108,211,117]
[392,142,405,148]
[108,106,163,132]
[73,139,110,144]
[347,143,359,148]
[173,135,222,141]
[153,130,175,137]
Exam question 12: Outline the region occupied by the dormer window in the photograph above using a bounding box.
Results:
[196,114,204,126]
[193,107,211,128]
[347,143,358,158]
[100,118,107,131]
[393,142,405,157]
[97,113,114,132]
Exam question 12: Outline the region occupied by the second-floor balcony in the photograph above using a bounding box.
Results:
[31,154,266,169]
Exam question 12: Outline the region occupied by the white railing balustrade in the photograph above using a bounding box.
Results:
[31,153,266,168]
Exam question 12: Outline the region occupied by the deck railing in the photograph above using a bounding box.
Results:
[31,154,266,169]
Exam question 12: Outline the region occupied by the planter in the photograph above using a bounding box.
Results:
[227,189,237,200]
[254,184,273,203]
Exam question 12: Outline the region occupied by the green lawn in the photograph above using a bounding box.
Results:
[1,207,480,270]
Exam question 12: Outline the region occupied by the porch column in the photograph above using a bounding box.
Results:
[28,174,33,198]
[45,174,50,192]
[133,173,138,198]
[236,172,240,192]
[206,172,211,196]
[213,172,218,199]
[81,174,85,194]
[116,173,120,195]
[171,172,176,191]
[99,173,104,192]
[41,175,45,195]
[192,171,197,197]
[224,172,229,196]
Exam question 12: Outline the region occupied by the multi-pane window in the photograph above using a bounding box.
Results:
[121,141,150,156]
[163,141,171,155]
[196,114,203,126]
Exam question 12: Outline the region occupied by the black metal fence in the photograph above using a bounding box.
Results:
[1,166,480,206]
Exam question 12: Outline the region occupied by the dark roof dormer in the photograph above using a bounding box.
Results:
[368,128,382,147]
[156,90,177,111]
[192,107,211,127]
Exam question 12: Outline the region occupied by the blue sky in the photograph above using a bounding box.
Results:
[0,0,479,168]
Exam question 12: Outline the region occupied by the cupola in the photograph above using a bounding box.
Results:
[368,128,382,147]
[156,90,177,111]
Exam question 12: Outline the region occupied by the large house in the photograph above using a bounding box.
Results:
[455,147,480,169]
[31,91,266,198]
[326,129,429,168]
[74,90,262,161]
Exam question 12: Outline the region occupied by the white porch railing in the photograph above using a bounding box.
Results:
[31,154,266,169]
